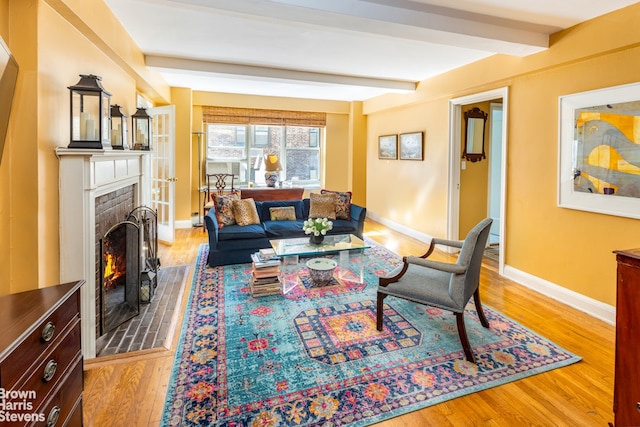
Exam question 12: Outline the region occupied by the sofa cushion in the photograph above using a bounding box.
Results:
[321,189,352,220]
[214,193,239,228]
[269,206,297,221]
[263,220,307,237]
[256,200,304,221]
[218,224,267,241]
[308,192,337,219]
[232,198,261,226]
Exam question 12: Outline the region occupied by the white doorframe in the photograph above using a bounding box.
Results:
[448,87,509,274]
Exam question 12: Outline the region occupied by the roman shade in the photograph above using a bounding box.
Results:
[202,106,326,127]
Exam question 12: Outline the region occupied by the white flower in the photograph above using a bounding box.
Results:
[303,217,333,236]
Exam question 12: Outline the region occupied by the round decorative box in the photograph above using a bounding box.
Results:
[306,258,337,285]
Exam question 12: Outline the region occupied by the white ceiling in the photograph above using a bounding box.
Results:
[104,0,637,102]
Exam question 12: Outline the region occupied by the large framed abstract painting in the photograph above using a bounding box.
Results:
[558,83,640,219]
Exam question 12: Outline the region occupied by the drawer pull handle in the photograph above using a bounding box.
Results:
[42,321,56,342]
[637,401,640,413]
[47,406,60,427]
[43,360,57,382]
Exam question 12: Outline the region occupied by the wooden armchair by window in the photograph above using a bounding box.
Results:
[377,218,493,363]
[203,173,237,218]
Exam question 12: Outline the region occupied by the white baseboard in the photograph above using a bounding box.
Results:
[367,211,616,325]
[503,265,615,325]
[366,212,433,244]
[176,219,195,229]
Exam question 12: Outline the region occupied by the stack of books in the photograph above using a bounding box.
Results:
[250,249,281,296]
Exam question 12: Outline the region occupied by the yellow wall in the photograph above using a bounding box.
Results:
[171,87,193,225]
[364,3,640,306]
[0,0,170,294]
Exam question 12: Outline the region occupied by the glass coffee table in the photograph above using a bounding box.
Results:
[269,234,370,294]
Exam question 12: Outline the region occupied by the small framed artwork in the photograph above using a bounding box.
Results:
[399,131,424,160]
[378,134,398,159]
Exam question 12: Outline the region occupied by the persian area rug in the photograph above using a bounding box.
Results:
[161,242,581,426]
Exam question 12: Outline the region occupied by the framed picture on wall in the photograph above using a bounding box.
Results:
[399,131,424,160]
[378,134,398,159]
[558,82,640,219]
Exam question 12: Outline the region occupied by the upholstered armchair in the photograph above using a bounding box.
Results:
[377,218,493,363]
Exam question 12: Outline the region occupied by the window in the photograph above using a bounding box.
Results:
[206,124,322,187]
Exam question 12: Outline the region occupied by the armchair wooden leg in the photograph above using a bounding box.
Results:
[456,312,476,363]
[473,288,490,328]
[376,293,387,331]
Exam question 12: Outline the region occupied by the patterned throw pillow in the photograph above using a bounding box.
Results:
[321,189,352,220]
[214,193,239,228]
[232,198,261,226]
[308,192,337,219]
[269,206,297,221]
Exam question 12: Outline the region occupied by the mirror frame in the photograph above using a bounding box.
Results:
[463,107,488,162]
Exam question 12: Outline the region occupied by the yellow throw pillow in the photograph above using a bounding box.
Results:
[308,192,337,219]
[232,198,261,226]
[269,206,297,221]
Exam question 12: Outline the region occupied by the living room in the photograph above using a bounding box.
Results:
[1,0,639,425]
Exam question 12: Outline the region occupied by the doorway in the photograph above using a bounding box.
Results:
[448,88,508,274]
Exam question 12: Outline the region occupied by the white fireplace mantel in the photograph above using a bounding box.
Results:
[57,147,150,359]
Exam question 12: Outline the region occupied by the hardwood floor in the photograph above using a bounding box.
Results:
[82,219,615,426]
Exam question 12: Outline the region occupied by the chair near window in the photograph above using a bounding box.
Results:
[376,218,493,363]
[203,173,237,218]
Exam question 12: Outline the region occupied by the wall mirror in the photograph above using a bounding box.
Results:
[463,107,488,162]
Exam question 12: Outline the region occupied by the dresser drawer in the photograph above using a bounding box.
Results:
[0,295,79,389]
[30,359,82,427]
[16,320,81,412]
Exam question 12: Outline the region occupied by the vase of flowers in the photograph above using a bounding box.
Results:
[303,218,333,244]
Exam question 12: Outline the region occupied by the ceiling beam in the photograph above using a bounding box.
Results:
[171,0,552,56]
[146,55,417,91]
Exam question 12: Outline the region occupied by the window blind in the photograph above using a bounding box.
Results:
[202,106,326,127]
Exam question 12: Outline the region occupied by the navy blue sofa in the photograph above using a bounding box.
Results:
[204,198,366,267]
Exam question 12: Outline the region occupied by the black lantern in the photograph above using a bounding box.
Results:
[132,107,152,150]
[68,74,111,149]
[139,270,156,304]
[110,104,128,150]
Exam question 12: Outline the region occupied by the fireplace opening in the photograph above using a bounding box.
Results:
[101,220,140,334]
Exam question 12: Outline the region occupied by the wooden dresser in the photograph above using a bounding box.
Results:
[612,249,640,426]
[0,280,84,427]
[240,187,304,201]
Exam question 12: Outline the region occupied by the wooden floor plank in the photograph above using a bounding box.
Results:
[82,219,616,426]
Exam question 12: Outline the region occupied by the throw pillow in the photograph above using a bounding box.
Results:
[269,206,297,221]
[321,189,352,220]
[308,192,337,219]
[214,193,239,228]
[232,198,261,226]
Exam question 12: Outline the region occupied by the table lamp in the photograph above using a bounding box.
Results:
[264,154,282,187]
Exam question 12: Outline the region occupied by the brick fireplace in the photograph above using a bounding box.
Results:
[57,147,149,359]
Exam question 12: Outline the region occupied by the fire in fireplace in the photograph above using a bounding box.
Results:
[101,220,140,334]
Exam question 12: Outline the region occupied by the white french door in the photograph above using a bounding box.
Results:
[149,105,176,244]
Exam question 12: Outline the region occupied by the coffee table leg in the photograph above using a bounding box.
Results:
[337,249,365,283]
[280,255,299,295]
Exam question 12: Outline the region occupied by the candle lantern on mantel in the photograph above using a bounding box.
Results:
[68,74,111,149]
[110,104,128,150]
[132,107,152,150]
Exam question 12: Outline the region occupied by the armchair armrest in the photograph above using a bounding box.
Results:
[405,256,467,274]
[432,237,464,249]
